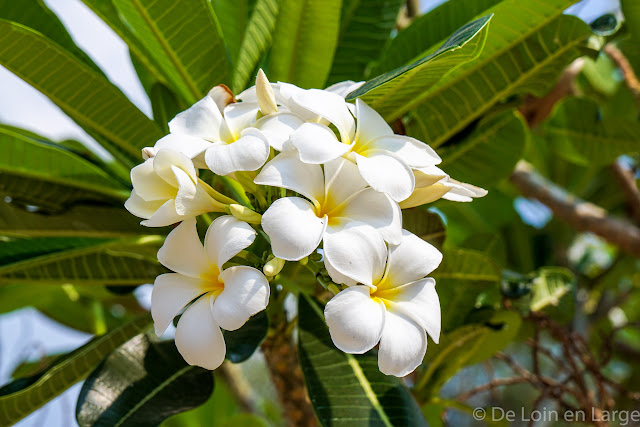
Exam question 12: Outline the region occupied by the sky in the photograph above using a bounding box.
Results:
[0,0,622,426]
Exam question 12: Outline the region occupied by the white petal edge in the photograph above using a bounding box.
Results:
[377,310,427,377]
[355,151,414,202]
[291,89,355,143]
[151,273,209,336]
[261,197,327,261]
[212,266,270,331]
[204,215,256,268]
[154,133,213,160]
[204,128,270,176]
[130,158,175,202]
[323,223,387,287]
[157,218,211,278]
[324,285,385,353]
[290,122,352,164]
[337,188,402,245]
[386,278,441,343]
[384,230,443,286]
[364,134,441,168]
[354,99,393,146]
[254,150,325,206]
[175,294,226,370]
[255,112,305,151]
[169,91,229,141]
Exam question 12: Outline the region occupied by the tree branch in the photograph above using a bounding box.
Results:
[611,161,640,225]
[510,161,640,258]
[604,44,640,108]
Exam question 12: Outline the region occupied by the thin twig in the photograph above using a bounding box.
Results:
[611,161,640,226]
[604,44,640,108]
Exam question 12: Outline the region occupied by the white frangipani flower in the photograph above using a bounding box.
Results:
[323,80,364,98]
[151,216,270,370]
[399,166,488,209]
[154,73,304,174]
[323,226,442,377]
[289,94,441,202]
[124,149,225,227]
[254,151,402,261]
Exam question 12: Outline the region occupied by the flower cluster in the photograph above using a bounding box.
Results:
[125,70,486,376]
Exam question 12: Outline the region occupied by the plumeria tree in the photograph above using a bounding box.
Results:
[0,0,639,426]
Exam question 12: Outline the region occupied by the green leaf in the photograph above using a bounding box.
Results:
[298,296,427,427]
[404,4,590,148]
[76,334,214,427]
[210,0,254,66]
[346,15,492,121]
[622,0,640,40]
[326,0,404,85]
[150,83,186,134]
[231,0,279,93]
[80,0,168,86]
[402,208,446,247]
[0,202,160,238]
[432,248,501,282]
[371,0,504,77]
[0,315,152,426]
[541,97,640,166]
[0,19,163,159]
[438,109,528,188]
[0,0,102,73]
[415,311,521,398]
[113,0,230,103]
[223,312,269,363]
[0,127,129,212]
[0,236,167,286]
[268,0,342,89]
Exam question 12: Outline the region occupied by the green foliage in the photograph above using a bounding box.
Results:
[231,0,279,93]
[112,0,230,104]
[438,109,528,188]
[76,334,214,426]
[298,296,427,426]
[0,19,163,160]
[327,0,405,85]
[0,236,167,286]
[0,127,129,212]
[224,312,269,363]
[541,97,640,166]
[347,15,492,121]
[268,0,342,88]
[0,315,152,426]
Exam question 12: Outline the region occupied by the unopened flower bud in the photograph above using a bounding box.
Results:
[227,204,262,224]
[263,256,285,277]
[141,147,155,160]
[256,69,278,115]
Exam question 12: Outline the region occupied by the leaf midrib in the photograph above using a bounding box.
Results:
[130,0,201,102]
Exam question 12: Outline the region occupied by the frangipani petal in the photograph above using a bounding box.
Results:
[324,286,385,354]
[254,151,324,205]
[325,80,364,98]
[261,197,326,261]
[213,266,270,331]
[175,294,226,370]
[441,180,488,202]
[323,158,368,208]
[385,230,443,287]
[338,188,402,245]
[154,133,213,160]
[324,255,357,287]
[413,166,447,188]
[130,159,175,201]
[387,278,441,343]
[378,311,427,377]
[355,152,415,202]
[141,199,183,227]
[205,128,270,176]
[204,215,256,268]
[323,223,387,287]
[364,135,441,168]
[153,149,197,188]
[157,218,211,278]
[151,273,209,336]
[354,99,393,146]
[290,122,352,164]
[125,190,166,220]
[172,166,197,216]
[291,89,355,143]
[255,113,305,151]
[398,184,451,209]
[169,89,230,141]
[223,102,260,138]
